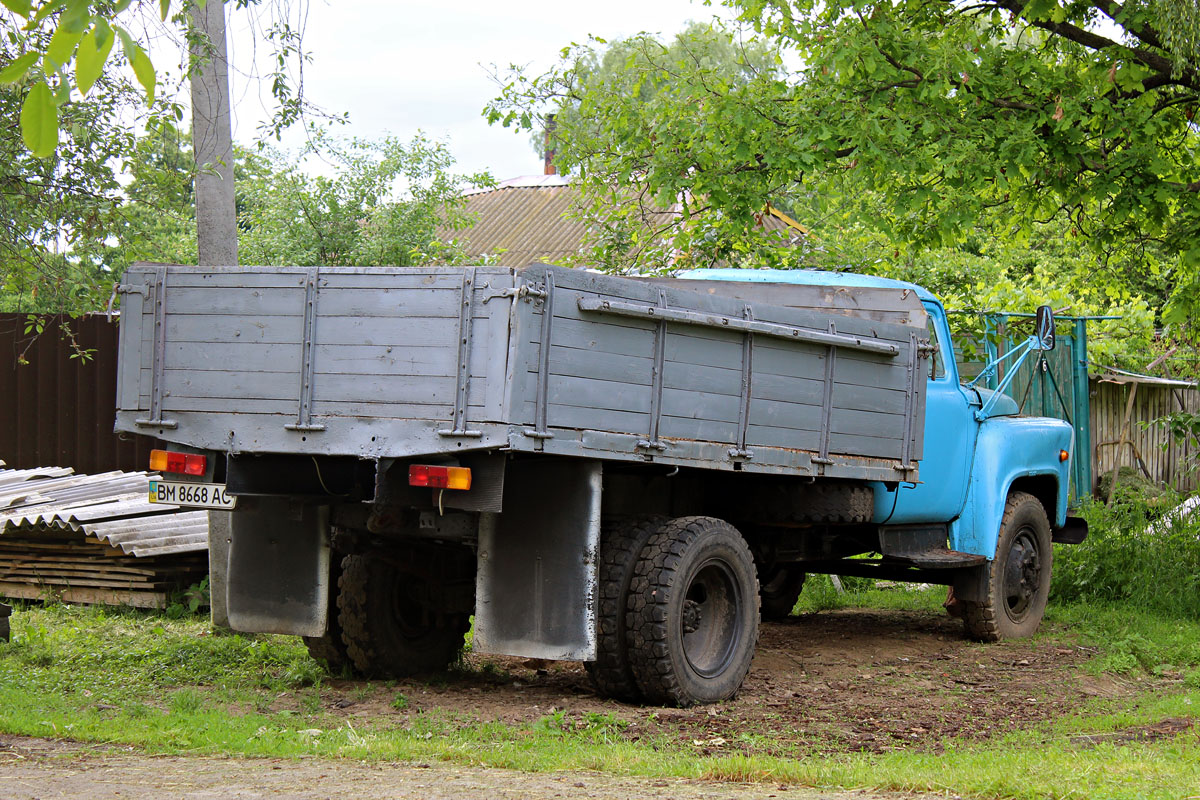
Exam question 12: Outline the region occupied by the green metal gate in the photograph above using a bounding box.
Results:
[957,312,1112,509]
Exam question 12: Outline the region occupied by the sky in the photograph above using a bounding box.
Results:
[221,0,733,181]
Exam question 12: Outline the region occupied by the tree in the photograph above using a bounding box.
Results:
[1,1,325,312]
[0,27,142,313]
[0,1,318,157]
[490,3,1200,362]
[234,130,493,267]
[491,21,802,273]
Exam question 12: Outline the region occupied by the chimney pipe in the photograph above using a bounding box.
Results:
[543,114,557,176]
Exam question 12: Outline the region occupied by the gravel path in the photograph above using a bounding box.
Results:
[1,736,938,800]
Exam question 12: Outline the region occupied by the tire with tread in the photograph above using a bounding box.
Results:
[961,491,1053,642]
[804,482,873,523]
[338,552,471,678]
[758,564,806,621]
[626,516,760,707]
[302,554,351,671]
[585,516,667,701]
[747,481,873,524]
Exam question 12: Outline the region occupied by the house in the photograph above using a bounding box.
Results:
[442,174,808,268]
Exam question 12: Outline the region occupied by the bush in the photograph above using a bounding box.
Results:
[1052,489,1200,618]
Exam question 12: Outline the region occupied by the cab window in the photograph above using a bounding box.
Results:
[926,312,947,380]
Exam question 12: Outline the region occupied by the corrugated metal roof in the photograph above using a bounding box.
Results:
[442,179,807,267]
[0,464,209,557]
[446,182,589,267]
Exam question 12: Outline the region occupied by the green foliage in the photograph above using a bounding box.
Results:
[490,3,1200,364]
[489,22,803,273]
[0,1,169,157]
[1051,492,1200,618]
[236,129,493,268]
[1,28,146,315]
[166,576,210,620]
[2,2,320,157]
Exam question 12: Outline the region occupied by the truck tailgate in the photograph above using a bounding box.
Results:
[116,265,517,458]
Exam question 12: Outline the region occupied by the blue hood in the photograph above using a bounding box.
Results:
[973,386,1020,418]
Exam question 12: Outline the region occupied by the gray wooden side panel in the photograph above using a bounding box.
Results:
[551,270,918,342]
[164,286,306,317]
[545,344,655,385]
[309,399,456,419]
[166,314,306,344]
[164,270,311,289]
[640,278,928,326]
[163,368,300,402]
[313,375,458,405]
[516,264,928,473]
[746,423,821,452]
[547,374,653,415]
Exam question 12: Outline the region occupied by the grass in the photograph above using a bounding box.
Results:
[2,494,1198,799]
[2,593,1198,800]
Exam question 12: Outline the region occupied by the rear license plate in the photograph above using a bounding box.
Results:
[149,480,237,510]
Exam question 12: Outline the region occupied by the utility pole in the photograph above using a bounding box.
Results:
[190,0,237,628]
[190,0,238,268]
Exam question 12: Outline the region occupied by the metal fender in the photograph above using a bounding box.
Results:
[948,416,1074,558]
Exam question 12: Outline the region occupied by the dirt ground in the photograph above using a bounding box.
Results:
[2,607,1172,799]
[0,737,940,800]
[316,608,1134,757]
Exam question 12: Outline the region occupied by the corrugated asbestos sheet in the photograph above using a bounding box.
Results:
[0,314,158,474]
[0,463,209,608]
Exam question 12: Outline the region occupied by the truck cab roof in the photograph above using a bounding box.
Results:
[677,268,941,305]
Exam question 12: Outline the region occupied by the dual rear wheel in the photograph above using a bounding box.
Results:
[304,549,472,679]
[587,515,761,707]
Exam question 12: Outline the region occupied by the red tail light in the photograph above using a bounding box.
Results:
[149,449,207,476]
[408,464,472,490]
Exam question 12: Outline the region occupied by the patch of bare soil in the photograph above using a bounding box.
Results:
[0,736,937,800]
[309,608,1135,757]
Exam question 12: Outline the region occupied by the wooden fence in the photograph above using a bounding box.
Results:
[1090,377,1199,495]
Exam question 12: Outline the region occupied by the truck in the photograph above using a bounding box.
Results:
[114,262,1086,707]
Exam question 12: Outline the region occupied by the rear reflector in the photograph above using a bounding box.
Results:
[149,449,207,476]
[408,464,472,490]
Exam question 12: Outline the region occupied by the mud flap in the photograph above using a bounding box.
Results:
[473,458,601,661]
[226,497,330,637]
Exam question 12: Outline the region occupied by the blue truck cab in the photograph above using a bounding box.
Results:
[683,268,1086,641]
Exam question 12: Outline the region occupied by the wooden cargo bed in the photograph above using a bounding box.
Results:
[115,264,929,482]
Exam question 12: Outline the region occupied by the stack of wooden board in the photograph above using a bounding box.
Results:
[0,463,209,609]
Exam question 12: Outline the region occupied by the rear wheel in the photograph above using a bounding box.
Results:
[626,516,760,707]
[338,552,472,678]
[962,492,1052,641]
[585,516,666,701]
[758,564,806,621]
[303,554,351,671]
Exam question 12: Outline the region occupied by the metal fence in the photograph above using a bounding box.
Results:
[0,314,156,473]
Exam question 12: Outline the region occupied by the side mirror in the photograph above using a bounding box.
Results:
[1034,305,1056,350]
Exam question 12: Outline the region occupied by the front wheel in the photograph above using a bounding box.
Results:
[962,492,1053,641]
[626,516,760,707]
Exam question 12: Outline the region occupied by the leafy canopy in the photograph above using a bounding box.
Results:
[1,1,322,158]
[111,127,495,270]
[489,2,1199,370]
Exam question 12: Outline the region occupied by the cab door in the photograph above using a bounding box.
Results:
[877,301,978,524]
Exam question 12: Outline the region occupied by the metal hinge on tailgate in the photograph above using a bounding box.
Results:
[132,267,177,430]
[285,267,326,432]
